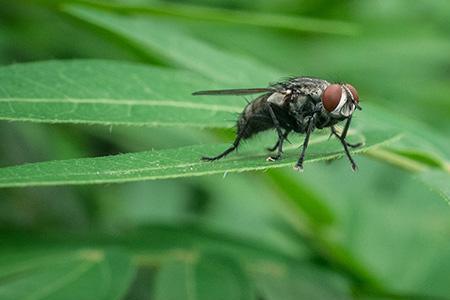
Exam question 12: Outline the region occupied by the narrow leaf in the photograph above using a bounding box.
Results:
[154,253,254,300]
[63,4,282,84]
[267,169,336,227]
[0,129,398,188]
[251,262,351,300]
[75,0,359,35]
[0,248,135,300]
[0,60,240,127]
[418,170,450,204]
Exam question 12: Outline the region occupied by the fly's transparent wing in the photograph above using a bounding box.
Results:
[192,88,274,96]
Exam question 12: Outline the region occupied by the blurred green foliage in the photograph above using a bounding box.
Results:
[0,0,449,299]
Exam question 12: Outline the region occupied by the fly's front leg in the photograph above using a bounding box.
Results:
[331,116,362,148]
[294,115,316,171]
[331,116,360,171]
[266,104,287,161]
[331,127,361,148]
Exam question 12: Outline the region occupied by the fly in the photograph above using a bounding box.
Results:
[193,77,362,171]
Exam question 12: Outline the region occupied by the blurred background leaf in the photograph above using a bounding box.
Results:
[0,0,449,299]
[0,247,135,300]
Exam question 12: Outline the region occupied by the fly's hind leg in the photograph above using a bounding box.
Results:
[330,116,360,171]
[266,141,279,152]
[201,122,248,162]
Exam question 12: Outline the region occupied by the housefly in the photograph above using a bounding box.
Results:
[193,77,362,171]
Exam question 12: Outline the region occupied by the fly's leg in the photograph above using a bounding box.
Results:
[330,116,362,148]
[267,130,284,152]
[294,116,315,171]
[266,129,291,157]
[330,116,359,171]
[330,127,362,148]
[266,104,287,161]
[267,139,280,152]
[267,129,291,151]
[201,122,248,161]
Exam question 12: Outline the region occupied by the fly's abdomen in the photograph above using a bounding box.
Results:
[237,95,273,139]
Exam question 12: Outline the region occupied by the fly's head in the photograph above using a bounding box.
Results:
[321,83,361,118]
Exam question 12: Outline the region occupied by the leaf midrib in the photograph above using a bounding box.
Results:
[0,98,242,113]
[24,262,96,300]
[0,134,342,180]
[0,134,400,188]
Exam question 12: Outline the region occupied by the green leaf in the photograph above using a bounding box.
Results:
[0,227,351,300]
[266,169,336,227]
[0,248,135,300]
[418,169,450,204]
[91,173,311,258]
[0,129,398,188]
[251,263,352,300]
[72,0,359,35]
[299,157,450,298]
[390,149,446,169]
[0,224,308,270]
[154,253,254,300]
[0,60,241,128]
[63,4,282,84]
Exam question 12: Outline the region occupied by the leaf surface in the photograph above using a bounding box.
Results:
[252,263,351,300]
[0,60,241,127]
[76,0,359,35]
[418,169,450,204]
[0,129,398,188]
[0,248,134,300]
[64,4,281,84]
[154,254,254,300]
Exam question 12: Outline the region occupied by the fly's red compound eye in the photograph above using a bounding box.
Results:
[321,84,342,112]
[345,84,359,103]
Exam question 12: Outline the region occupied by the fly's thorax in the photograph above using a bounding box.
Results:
[268,77,329,108]
[266,92,286,106]
[287,77,329,93]
[288,95,312,113]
